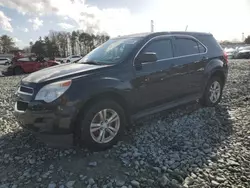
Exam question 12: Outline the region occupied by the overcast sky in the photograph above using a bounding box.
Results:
[0,0,249,48]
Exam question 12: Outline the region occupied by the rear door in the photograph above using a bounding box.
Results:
[172,36,208,96]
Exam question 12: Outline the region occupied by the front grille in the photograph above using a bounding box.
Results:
[17,101,28,111]
[19,86,33,95]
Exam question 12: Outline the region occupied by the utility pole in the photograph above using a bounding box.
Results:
[242,32,245,42]
[151,20,154,32]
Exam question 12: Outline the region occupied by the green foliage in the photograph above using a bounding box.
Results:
[31,30,110,57]
[31,37,59,58]
[0,35,15,53]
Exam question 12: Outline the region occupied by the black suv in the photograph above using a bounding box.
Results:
[14,32,228,150]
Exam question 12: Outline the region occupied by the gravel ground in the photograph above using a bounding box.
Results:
[0,60,249,188]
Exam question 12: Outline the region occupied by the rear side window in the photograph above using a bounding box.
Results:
[195,35,223,55]
[198,44,206,53]
[174,38,200,56]
[142,39,173,60]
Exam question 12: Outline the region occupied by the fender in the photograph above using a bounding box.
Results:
[70,72,135,113]
[202,58,227,92]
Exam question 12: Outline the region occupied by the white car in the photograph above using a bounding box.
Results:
[61,55,82,63]
[0,58,11,65]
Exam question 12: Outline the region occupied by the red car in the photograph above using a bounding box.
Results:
[3,56,60,76]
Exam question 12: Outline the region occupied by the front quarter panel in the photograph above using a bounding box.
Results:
[63,65,135,117]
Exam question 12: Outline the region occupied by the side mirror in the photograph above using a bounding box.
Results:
[134,52,157,69]
[137,52,157,63]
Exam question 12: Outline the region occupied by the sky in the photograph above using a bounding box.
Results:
[0,0,249,48]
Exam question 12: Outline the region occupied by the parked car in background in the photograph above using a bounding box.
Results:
[2,56,60,76]
[234,46,250,59]
[0,58,11,65]
[61,55,82,63]
[14,31,228,151]
[224,48,236,59]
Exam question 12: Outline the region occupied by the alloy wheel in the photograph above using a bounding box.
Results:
[209,81,221,103]
[90,109,120,144]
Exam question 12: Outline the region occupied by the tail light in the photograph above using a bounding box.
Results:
[223,51,228,64]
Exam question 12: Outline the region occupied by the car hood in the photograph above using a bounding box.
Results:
[22,63,111,83]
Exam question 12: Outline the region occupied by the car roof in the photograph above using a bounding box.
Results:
[112,31,212,40]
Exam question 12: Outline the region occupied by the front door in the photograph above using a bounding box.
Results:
[133,36,182,110]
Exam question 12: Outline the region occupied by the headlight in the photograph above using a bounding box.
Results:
[35,80,72,103]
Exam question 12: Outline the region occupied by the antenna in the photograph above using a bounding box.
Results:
[151,20,154,32]
[185,25,188,31]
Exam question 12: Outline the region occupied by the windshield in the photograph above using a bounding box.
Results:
[78,37,142,64]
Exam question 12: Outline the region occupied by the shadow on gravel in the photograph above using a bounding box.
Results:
[0,102,234,187]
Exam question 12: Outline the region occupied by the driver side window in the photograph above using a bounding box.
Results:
[141,39,174,60]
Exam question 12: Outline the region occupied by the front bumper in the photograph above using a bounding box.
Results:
[14,101,74,134]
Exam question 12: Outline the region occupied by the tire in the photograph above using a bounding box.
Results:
[200,76,223,107]
[76,100,126,151]
[14,66,24,75]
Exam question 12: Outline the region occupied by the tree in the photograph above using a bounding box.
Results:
[44,36,59,57]
[0,35,15,53]
[30,30,110,57]
[71,31,78,55]
[79,32,93,55]
[245,36,250,44]
[57,32,69,57]
[31,40,46,56]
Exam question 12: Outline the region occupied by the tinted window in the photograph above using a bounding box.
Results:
[174,38,199,56]
[198,44,206,53]
[142,39,173,60]
[72,56,80,58]
[195,35,223,54]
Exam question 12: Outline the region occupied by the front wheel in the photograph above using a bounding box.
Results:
[200,76,223,107]
[14,66,24,75]
[76,100,126,151]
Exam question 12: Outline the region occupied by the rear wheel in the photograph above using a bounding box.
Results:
[200,76,223,107]
[76,100,126,151]
[14,66,24,75]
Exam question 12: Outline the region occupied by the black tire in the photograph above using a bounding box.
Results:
[200,76,223,107]
[14,66,24,75]
[76,100,126,151]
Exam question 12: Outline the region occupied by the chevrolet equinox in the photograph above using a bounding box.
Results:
[14,32,228,150]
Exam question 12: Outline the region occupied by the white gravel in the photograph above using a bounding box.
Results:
[0,60,249,188]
